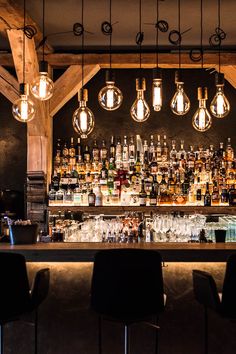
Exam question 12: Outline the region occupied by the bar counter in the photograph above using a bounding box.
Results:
[1,241,236,262]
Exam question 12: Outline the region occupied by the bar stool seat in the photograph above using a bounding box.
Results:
[0,252,50,354]
[90,249,166,354]
[192,253,236,354]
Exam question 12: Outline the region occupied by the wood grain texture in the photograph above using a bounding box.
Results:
[50,64,101,117]
[0,0,53,53]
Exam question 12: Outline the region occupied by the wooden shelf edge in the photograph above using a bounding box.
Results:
[47,205,236,215]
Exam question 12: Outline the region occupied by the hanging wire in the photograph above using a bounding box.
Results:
[139,0,142,70]
[178,0,181,70]
[201,0,203,69]
[109,0,112,70]
[218,0,221,73]
[81,0,84,88]
[23,0,26,84]
[42,0,45,62]
[156,0,159,68]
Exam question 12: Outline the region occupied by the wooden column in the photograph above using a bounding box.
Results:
[7,29,52,184]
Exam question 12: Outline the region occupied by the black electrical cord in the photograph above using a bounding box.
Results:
[81,0,84,88]
[23,0,26,84]
[42,0,45,62]
[136,0,144,70]
[178,0,181,70]
[218,0,221,73]
[156,0,159,69]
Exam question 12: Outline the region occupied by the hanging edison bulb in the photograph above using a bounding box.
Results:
[152,69,162,112]
[130,78,150,122]
[12,83,36,123]
[210,73,230,118]
[170,71,190,116]
[31,62,54,101]
[192,87,212,132]
[72,88,95,139]
[98,70,123,111]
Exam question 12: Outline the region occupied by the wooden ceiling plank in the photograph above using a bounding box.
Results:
[0,65,19,103]
[50,64,100,117]
[0,0,53,53]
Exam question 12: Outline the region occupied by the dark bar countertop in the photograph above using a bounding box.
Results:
[1,242,236,262]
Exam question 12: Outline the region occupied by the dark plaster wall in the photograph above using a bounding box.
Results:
[54,68,236,152]
[0,94,27,192]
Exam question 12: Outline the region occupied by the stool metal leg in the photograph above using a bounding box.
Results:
[35,309,38,354]
[155,316,159,354]
[0,324,4,354]
[124,325,129,354]
[204,306,208,354]
[98,316,102,354]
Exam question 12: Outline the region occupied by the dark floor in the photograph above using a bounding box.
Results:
[3,262,236,354]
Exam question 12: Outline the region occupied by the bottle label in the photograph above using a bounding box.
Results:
[68,178,77,185]
[88,195,95,205]
[150,198,157,205]
[60,178,69,185]
[139,197,146,205]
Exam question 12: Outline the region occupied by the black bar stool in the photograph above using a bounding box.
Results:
[192,253,236,354]
[0,252,50,354]
[90,249,166,354]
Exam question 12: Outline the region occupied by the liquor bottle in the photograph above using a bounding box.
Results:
[211,181,220,205]
[139,180,147,206]
[204,182,211,206]
[92,139,99,162]
[48,184,56,203]
[83,145,90,162]
[149,183,157,206]
[100,160,108,185]
[115,136,122,168]
[228,185,236,206]
[62,142,68,157]
[69,137,76,157]
[88,189,96,206]
[162,135,169,162]
[218,142,225,160]
[149,135,156,162]
[135,151,141,173]
[195,177,202,205]
[109,135,116,160]
[129,136,135,158]
[55,184,65,204]
[122,135,129,169]
[221,186,229,205]
[226,137,234,162]
[178,140,186,161]
[51,170,60,191]
[100,140,108,162]
[95,186,103,206]
[77,138,82,162]
[170,140,177,161]
[156,134,162,163]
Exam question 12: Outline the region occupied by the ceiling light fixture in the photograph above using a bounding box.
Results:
[31,0,54,101]
[170,0,190,116]
[192,87,212,132]
[72,0,95,139]
[192,0,212,132]
[210,0,230,118]
[98,0,123,111]
[12,0,36,123]
[130,0,150,122]
[152,0,162,112]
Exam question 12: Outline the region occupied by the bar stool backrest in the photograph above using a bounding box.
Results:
[91,249,165,322]
[0,252,31,321]
[221,253,236,318]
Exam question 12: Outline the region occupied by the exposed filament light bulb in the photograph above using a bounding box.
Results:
[170,71,190,116]
[72,89,95,139]
[12,83,36,123]
[210,73,230,118]
[152,69,162,111]
[192,87,212,132]
[130,78,150,122]
[98,71,123,111]
[31,62,54,101]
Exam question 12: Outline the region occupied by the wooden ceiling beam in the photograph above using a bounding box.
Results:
[0,0,53,53]
[0,65,19,103]
[219,66,236,89]
[0,52,236,68]
[50,64,100,117]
